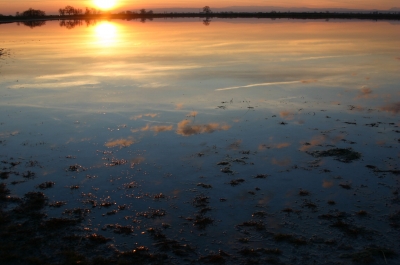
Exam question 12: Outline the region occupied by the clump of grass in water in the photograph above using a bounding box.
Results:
[0,183,10,201]
[299,189,310,196]
[306,148,361,163]
[37,181,55,189]
[340,246,397,263]
[273,233,307,245]
[229,179,245,186]
[237,220,265,231]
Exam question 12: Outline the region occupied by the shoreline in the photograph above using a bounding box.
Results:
[1,12,400,24]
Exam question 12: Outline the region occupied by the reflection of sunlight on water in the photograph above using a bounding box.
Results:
[94,22,117,46]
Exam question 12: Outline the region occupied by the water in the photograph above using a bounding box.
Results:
[0,18,399,264]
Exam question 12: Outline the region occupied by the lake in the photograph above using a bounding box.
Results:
[0,18,399,264]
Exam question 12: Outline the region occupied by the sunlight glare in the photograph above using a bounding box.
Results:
[95,22,117,46]
[93,0,116,10]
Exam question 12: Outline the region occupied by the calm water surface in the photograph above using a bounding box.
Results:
[0,19,399,264]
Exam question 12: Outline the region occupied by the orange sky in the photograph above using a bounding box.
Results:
[1,0,399,15]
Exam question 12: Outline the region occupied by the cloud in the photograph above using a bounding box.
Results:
[356,86,376,99]
[105,138,135,148]
[300,134,344,151]
[176,120,230,136]
[258,144,268,151]
[274,142,291,149]
[376,140,386,146]
[150,125,174,133]
[259,142,291,150]
[379,102,400,114]
[271,158,291,167]
[187,111,198,117]
[216,81,301,91]
[140,124,150,131]
[348,105,365,112]
[322,180,334,188]
[136,124,174,134]
[301,79,318,84]
[0,131,19,138]
[131,113,159,120]
[9,81,99,89]
[300,135,326,151]
[175,103,184,110]
[131,157,145,168]
[280,111,295,120]
[228,140,242,150]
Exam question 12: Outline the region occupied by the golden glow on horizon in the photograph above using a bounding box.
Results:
[94,22,117,46]
[93,0,116,10]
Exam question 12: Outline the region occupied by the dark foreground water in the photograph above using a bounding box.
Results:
[0,19,399,264]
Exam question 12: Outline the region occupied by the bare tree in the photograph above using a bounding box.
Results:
[203,6,211,14]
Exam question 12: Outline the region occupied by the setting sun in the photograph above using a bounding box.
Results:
[93,0,116,10]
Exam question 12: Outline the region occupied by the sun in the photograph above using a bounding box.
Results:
[93,0,116,10]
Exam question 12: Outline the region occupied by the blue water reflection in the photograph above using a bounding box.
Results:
[0,19,399,263]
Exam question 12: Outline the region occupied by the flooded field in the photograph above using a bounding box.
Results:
[0,18,399,264]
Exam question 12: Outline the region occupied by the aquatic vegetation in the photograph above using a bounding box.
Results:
[37,181,55,189]
[273,233,308,245]
[137,208,166,218]
[237,220,265,231]
[298,189,310,196]
[306,148,361,163]
[229,179,245,186]
[340,246,397,263]
[197,183,212,188]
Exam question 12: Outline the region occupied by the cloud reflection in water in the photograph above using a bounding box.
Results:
[105,138,135,148]
[176,120,230,136]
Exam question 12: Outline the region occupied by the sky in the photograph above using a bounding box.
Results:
[0,0,399,15]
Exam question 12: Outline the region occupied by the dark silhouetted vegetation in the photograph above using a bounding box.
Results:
[203,6,212,14]
[59,6,82,16]
[22,20,46,28]
[139,9,153,15]
[59,19,97,29]
[20,8,46,17]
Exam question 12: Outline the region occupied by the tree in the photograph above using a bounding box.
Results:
[140,9,146,14]
[59,6,83,16]
[203,6,211,14]
[21,8,46,17]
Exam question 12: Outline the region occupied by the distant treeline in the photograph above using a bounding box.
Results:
[3,9,400,22]
[15,8,46,17]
